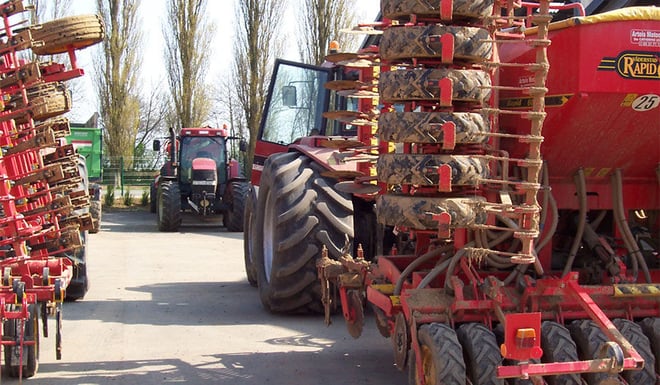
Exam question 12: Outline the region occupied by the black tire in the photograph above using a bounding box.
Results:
[157,181,181,232]
[382,0,494,21]
[149,182,157,213]
[456,323,504,385]
[66,231,88,301]
[243,185,258,287]
[376,194,487,230]
[612,318,655,385]
[413,323,466,385]
[540,321,582,385]
[224,180,249,232]
[89,200,101,234]
[4,304,39,378]
[377,154,488,186]
[254,152,353,314]
[31,14,105,55]
[380,26,492,63]
[378,111,489,145]
[379,69,491,104]
[568,320,622,385]
[638,317,660,373]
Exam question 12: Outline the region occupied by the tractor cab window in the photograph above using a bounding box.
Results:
[180,136,226,184]
[260,60,330,145]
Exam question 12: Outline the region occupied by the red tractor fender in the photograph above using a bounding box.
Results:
[227,159,242,179]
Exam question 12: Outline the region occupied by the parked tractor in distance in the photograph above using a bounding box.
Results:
[151,126,248,232]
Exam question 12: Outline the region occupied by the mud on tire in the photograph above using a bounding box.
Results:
[381,25,491,63]
[376,194,486,230]
[377,154,488,186]
[378,111,489,145]
[379,69,491,104]
[612,318,656,385]
[568,320,622,385]
[254,152,353,314]
[382,0,495,21]
[243,185,258,287]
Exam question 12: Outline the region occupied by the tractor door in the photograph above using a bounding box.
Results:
[251,59,332,185]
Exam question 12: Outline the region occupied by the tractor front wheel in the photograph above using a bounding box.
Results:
[254,152,353,314]
[157,181,181,232]
[224,181,249,232]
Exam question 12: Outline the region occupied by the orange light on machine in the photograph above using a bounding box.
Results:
[500,312,543,361]
[329,40,340,54]
[515,328,537,349]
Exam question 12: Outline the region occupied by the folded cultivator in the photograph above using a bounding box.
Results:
[0,0,103,378]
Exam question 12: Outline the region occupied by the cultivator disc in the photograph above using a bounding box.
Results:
[0,0,103,378]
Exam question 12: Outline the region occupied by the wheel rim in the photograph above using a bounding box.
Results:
[263,191,274,282]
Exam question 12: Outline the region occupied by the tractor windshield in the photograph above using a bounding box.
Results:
[180,136,226,184]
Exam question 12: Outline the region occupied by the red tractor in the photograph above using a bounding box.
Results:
[152,126,248,232]
[245,0,659,384]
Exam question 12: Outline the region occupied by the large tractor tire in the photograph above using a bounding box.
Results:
[456,323,504,385]
[254,152,353,314]
[379,68,491,104]
[381,26,492,63]
[612,318,656,385]
[540,321,581,385]
[4,304,39,378]
[243,185,258,287]
[410,323,466,385]
[157,181,181,232]
[382,0,494,21]
[378,111,489,145]
[568,320,622,385]
[30,14,105,55]
[223,180,249,232]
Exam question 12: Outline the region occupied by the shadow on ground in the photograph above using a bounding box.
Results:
[4,347,404,385]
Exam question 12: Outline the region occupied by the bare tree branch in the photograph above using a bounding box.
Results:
[163,0,215,130]
[297,0,358,65]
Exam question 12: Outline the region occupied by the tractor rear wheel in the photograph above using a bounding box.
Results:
[254,152,353,314]
[157,181,181,232]
[224,181,249,232]
[243,185,258,287]
[4,304,39,378]
[456,323,503,385]
[612,318,655,385]
[411,323,466,385]
[568,320,622,385]
[540,321,582,385]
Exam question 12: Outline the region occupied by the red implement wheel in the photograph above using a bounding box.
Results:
[456,323,504,385]
[410,323,466,385]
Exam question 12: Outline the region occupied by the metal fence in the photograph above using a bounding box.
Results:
[102,156,162,193]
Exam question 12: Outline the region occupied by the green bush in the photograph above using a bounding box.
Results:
[104,186,115,207]
[140,190,149,207]
[123,189,132,206]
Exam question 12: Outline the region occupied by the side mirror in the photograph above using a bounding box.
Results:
[239,139,248,152]
[282,85,297,107]
[153,140,161,152]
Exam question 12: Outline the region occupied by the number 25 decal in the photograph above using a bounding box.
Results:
[632,94,659,112]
